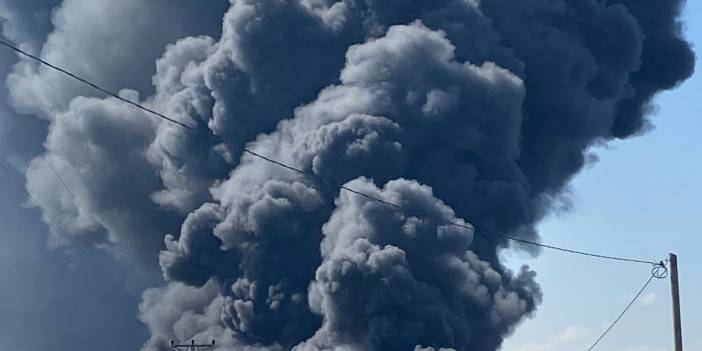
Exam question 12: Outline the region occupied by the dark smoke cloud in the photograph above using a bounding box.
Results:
[1,0,693,350]
[156,20,536,349]
[7,0,228,117]
[0,0,60,163]
[0,0,60,52]
[3,0,229,260]
[299,178,539,350]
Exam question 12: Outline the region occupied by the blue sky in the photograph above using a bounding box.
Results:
[503,2,702,350]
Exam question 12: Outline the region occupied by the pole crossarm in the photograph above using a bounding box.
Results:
[170,339,216,351]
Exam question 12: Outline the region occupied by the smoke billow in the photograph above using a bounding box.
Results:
[2,0,693,350]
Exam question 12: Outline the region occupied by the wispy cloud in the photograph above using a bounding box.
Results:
[620,346,670,351]
[515,325,591,351]
[639,292,658,306]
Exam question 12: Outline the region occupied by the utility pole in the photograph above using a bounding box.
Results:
[669,253,683,351]
[170,339,216,351]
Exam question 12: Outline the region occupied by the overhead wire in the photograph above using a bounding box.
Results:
[496,234,659,265]
[0,191,125,311]
[0,161,75,239]
[0,38,661,267]
[0,165,78,268]
[0,206,61,263]
[0,162,80,268]
[586,270,662,350]
[0,163,131,307]
[244,143,659,265]
[0,40,192,129]
[0,158,138,266]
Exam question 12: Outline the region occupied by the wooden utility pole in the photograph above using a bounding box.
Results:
[669,253,683,351]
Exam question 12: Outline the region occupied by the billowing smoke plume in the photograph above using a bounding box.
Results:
[3,0,693,350]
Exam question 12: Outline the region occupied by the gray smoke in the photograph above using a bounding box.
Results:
[2,0,694,350]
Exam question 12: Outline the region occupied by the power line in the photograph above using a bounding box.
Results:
[0,163,87,278]
[242,148,307,175]
[586,270,662,350]
[0,162,75,239]
[0,206,61,263]
[0,38,661,267]
[41,155,82,205]
[496,234,659,265]
[1,160,139,264]
[0,188,124,311]
[243,146,657,265]
[0,39,192,129]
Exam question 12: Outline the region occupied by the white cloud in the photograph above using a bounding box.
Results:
[510,326,674,351]
[620,346,669,351]
[639,292,658,306]
[515,325,591,351]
